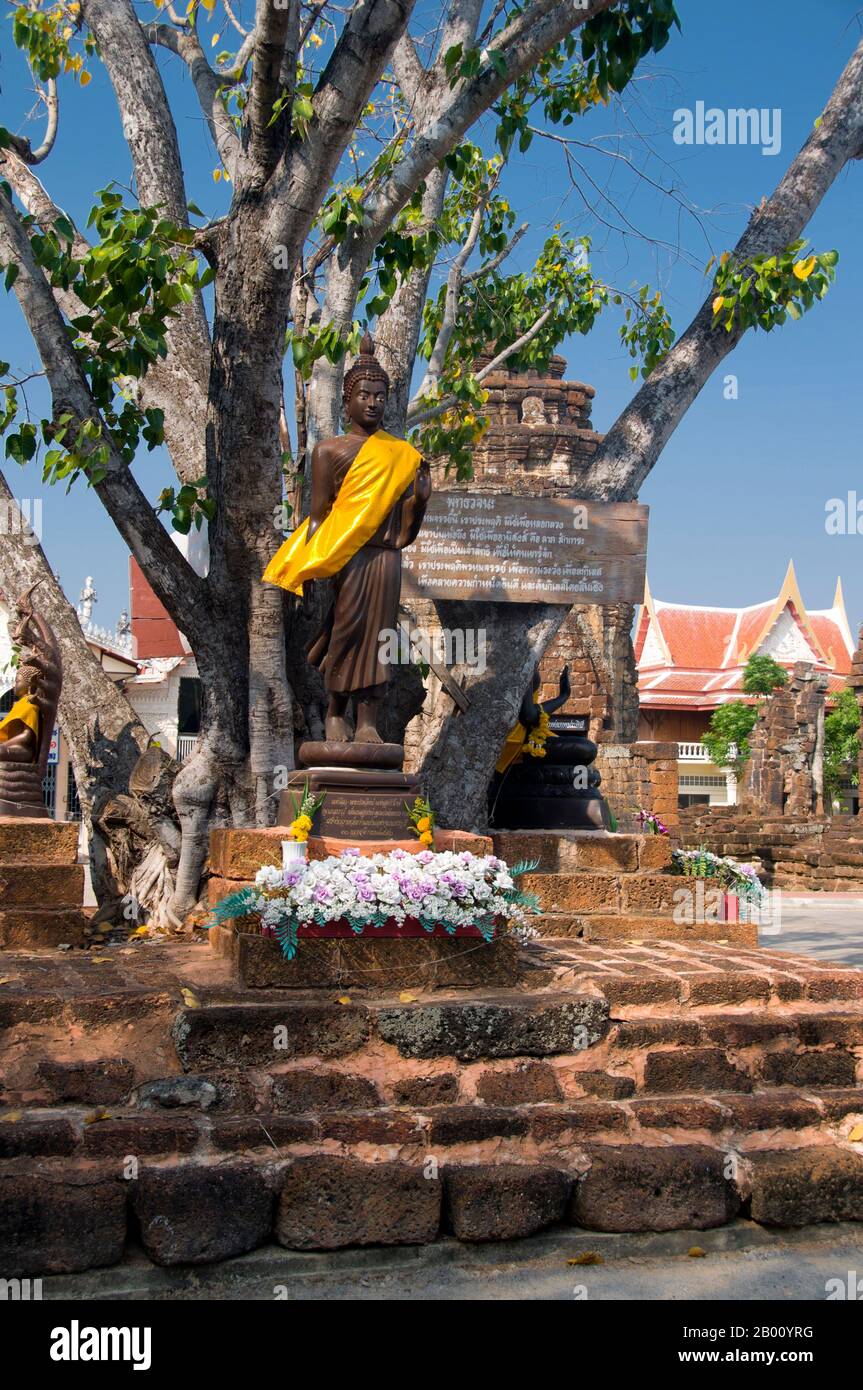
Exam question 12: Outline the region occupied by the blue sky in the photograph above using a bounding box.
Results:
[1,1,862,635]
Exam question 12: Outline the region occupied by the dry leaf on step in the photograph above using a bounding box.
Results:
[336,994,352,1006]
[567,1252,603,1266]
[847,1122,863,1143]
[688,1247,707,1258]
[180,988,201,1009]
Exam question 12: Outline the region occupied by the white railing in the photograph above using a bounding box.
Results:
[177,733,199,761]
[677,741,738,764]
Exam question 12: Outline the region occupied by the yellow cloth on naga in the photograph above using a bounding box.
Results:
[495,714,557,773]
[262,429,421,597]
[0,695,40,743]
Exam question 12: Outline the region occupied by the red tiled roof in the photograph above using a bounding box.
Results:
[637,570,855,711]
[643,606,737,670]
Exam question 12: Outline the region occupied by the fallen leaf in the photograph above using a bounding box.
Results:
[567,1252,603,1266]
[90,956,111,963]
[0,977,14,986]
[1,1111,21,1124]
[336,994,352,1005]
[180,988,201,1009]
[399,991,417,1004]
[847,1122,863,1143]
[131,925,150,938]
[83,1108,111,1125]
[688,1246,707,1259]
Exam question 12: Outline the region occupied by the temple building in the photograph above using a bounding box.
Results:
[635,562,855,807]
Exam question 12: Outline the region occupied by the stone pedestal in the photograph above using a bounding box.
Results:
[211,925,520,990]
[0,817,88,949]
[279,741,419,841]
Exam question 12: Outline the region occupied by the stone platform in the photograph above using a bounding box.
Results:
[210,925,521,989]
[0,817,88,949]
[208,825,753,959]
[0,933,861,1272]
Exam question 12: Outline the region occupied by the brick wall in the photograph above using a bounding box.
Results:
[595,741,679,834]
[742,661,826,817]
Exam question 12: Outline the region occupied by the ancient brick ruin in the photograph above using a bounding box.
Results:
[679,659,863,890]
[742,662,827,817]
[847,622,863,797]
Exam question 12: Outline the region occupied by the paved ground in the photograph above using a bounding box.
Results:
[39,1221,863,1301]
[766,895,863,969]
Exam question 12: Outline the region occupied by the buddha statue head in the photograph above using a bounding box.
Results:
[343,332,390,432]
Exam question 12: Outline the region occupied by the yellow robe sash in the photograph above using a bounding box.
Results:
[496,721,528,774]
[262,429,421,597]
[0,695,40,743]
[495,716,557,774]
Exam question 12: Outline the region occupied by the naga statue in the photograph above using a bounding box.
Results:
[0,584,62,818]
[489,663,611,831]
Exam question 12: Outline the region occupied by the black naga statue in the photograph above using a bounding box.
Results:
[489,664,610,831]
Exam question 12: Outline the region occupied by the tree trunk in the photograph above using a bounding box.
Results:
[413,600,568,828]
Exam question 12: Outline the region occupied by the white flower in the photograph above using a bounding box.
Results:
[255,865,284,891]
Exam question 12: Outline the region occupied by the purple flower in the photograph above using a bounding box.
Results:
[313,885,333,904]
[283,866,305,887]
[340,847,361,857]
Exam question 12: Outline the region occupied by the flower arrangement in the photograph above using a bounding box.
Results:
[406,794,435,846]
[284,778,325,843]
[524,710,554,758]
[636,809,669,836]
[671,846,764,901]
[208,848,540,960]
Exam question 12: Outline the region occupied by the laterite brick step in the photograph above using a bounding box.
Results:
[531,911,756,946]
[2,936,861,1273]
[3,1122,863,1273]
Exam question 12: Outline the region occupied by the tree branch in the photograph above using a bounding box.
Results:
[463,221,528,282]
[0,188,209,641]
[145,22,243,181]
[588,34,863,502]
[0,149,208,488]
[80,0,211,482]
[264,0,417,261]
[245,0,299,185]
[407,304,554,425]
[365,0,616,239]
[414,188,489,400]
[6,80,59,165]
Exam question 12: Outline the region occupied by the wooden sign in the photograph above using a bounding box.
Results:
[402,494,648,605]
